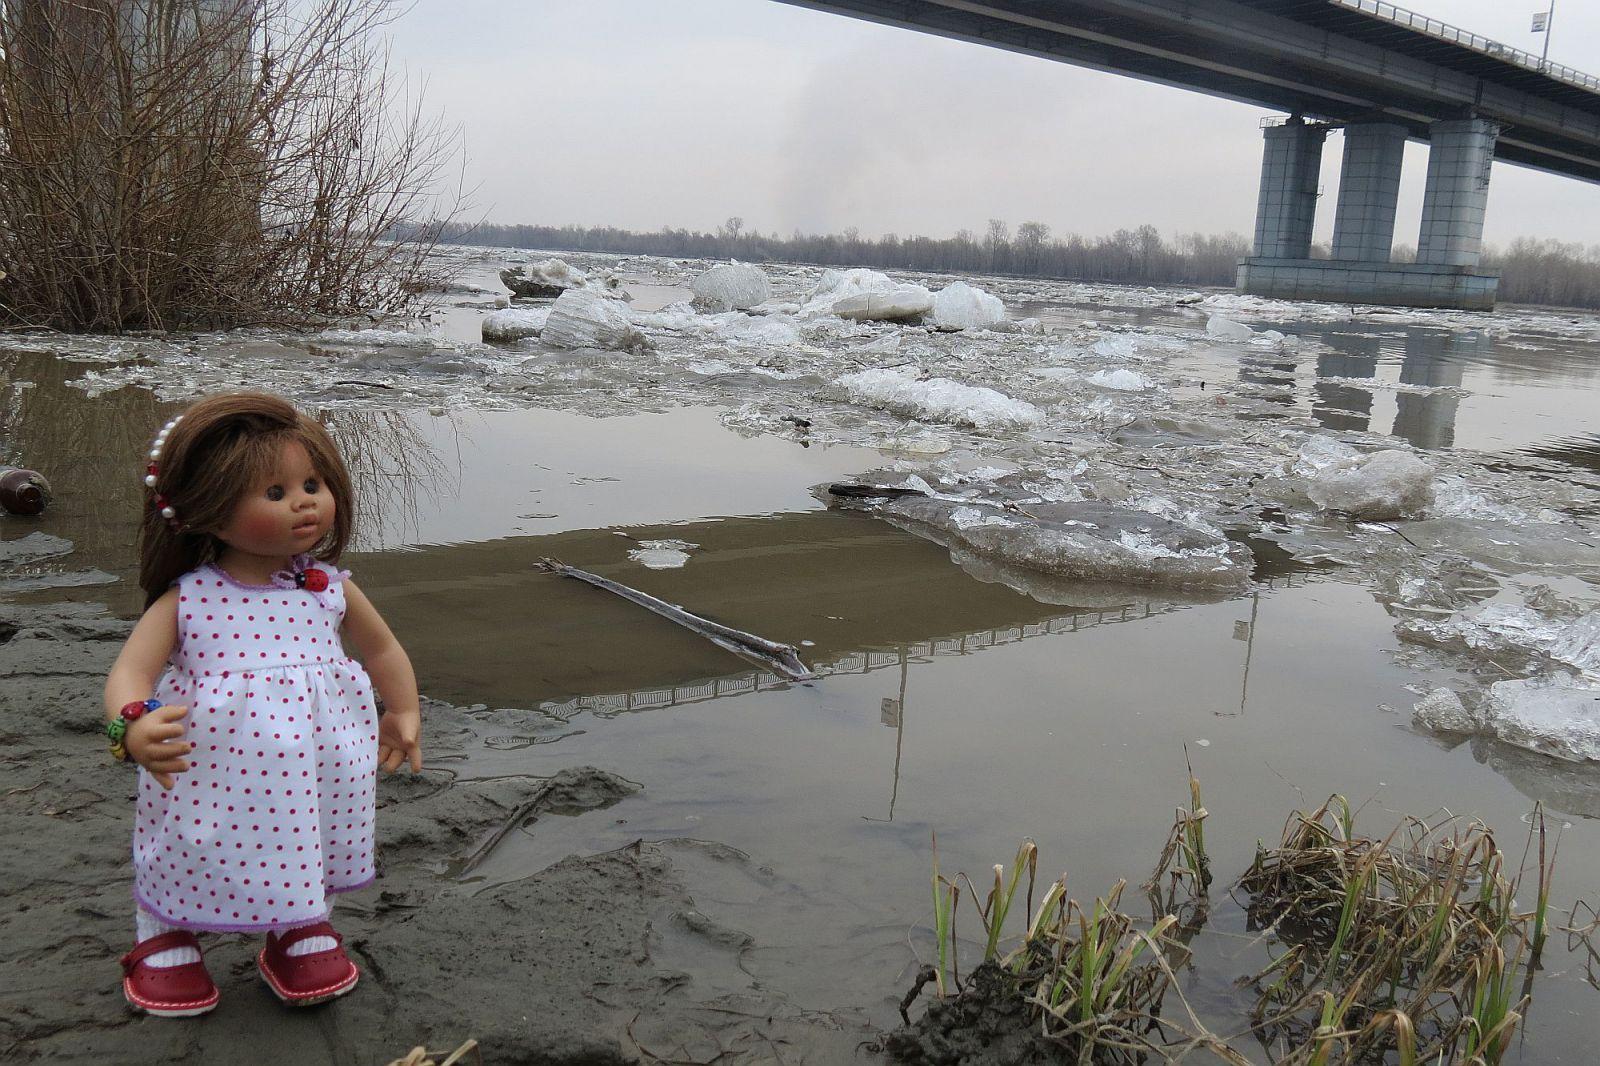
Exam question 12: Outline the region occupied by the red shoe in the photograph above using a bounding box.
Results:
[120,931,220,1018]
[257,922,359,1006]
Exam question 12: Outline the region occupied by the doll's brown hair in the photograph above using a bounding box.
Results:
[138,393,354,608]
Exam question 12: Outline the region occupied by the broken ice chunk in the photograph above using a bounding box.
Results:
[540,289,650,352]
[501,258,586,298]
[1205,315,1255,341]
[822,478,1250,590]
[628,539,699,570]
[481,306,551,342]
[804,268,934,322]
[1293,435,1362,477]
[928,281,1006,331]
[1397,603,1600,675]
[835,368,1042,430]
[1484,675,1600,763]
[690,262,772,312]
[1087,368,1156,392]
[314,328,435,348]
[1306,450,1435,520]
[1412,688,1479,733]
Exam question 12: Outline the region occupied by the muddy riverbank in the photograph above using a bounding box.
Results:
[0,600,874,1063]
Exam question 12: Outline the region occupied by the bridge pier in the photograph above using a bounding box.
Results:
[1251,118,1325,259]
[1417,119,1498,268]
[1331,122,1406,261]
[1238,118,1500,311]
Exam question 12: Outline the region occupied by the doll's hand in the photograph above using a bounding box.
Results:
[125,705,192,790]
[377,707,422,774]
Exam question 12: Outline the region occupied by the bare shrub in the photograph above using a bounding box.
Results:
[0,0,459,332]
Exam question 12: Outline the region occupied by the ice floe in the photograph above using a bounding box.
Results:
[481,306,551,343]
[1483,676,1600,763]
[834,368,1042,430]
[821,472,1251,589]
[928,281,1007,331]
[540,289,649,352]
[1205,315,1256,341]
[1398,603,1600,675]
[804,268,933,322]
[1305,449,1436,520]
[1412,688,1478,733]
[628,539,699,569]
[1087,368,1156,392]
[690,262,771,312]
[501,258,587,298]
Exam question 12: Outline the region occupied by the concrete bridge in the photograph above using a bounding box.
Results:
[775,0,1600,310]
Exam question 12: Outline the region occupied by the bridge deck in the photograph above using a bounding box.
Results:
[776,0,1600,183]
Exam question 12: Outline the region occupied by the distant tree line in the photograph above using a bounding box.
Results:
[404,217,1600,310]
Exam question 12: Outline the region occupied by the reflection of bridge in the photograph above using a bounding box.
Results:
[776,0,1600,310]
[537,598,1193,719]
[533,575,1311,720]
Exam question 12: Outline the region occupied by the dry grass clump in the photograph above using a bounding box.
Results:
[0,0,458,332]
[1237,796,1555,1065]
[915,781,1226,1064]
[902,783,1578,1065]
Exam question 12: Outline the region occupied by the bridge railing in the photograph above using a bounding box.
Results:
[1332,0,1600,94]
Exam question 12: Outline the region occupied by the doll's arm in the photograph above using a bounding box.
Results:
[341,579,423,773]
[104,589,179,719]
[104,589,192,789]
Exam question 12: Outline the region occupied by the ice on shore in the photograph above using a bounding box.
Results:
[501,258,586,298]
[1483,675,1600,763]
[481,306,551,343]
[805,268,933,322]
[822,476,1251,589]
[1306,449,1436,520]
[540,289,650,352]
[834,368,1042,430]
[928,281,1006,331]
[691,262,771,312]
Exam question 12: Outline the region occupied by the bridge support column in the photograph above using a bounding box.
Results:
[1251,118,1325,259]
[1331,123,1406,261]
[1238,116,1500,311]
[1417,118,1498,268]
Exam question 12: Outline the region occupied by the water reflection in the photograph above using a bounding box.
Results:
[1391,332,1472,450]
[0,351,446,609]
[1312,334,1381,432]
[1303,330,1476,450]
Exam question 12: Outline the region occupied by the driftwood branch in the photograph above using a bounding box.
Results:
[535,558,816,682]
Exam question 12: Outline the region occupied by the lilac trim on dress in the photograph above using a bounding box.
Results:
[131,875,375,934]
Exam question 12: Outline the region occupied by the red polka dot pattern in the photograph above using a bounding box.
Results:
[133,564,378,933]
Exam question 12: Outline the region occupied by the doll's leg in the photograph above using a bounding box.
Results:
[134,907,202,967]
[282,906,338,957]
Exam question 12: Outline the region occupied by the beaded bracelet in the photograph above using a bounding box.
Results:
[108,699,162,763]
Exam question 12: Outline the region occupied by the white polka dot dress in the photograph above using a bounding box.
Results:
[132,558,377,933]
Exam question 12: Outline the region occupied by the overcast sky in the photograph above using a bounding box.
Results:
[387,0,1600,248]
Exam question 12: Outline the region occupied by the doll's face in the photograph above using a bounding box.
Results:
[215,440,336,559]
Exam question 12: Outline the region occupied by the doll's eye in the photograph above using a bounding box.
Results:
[303,478,320,495]
[265,485,285,502]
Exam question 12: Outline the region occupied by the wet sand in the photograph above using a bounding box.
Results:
[0,599,874,1063]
